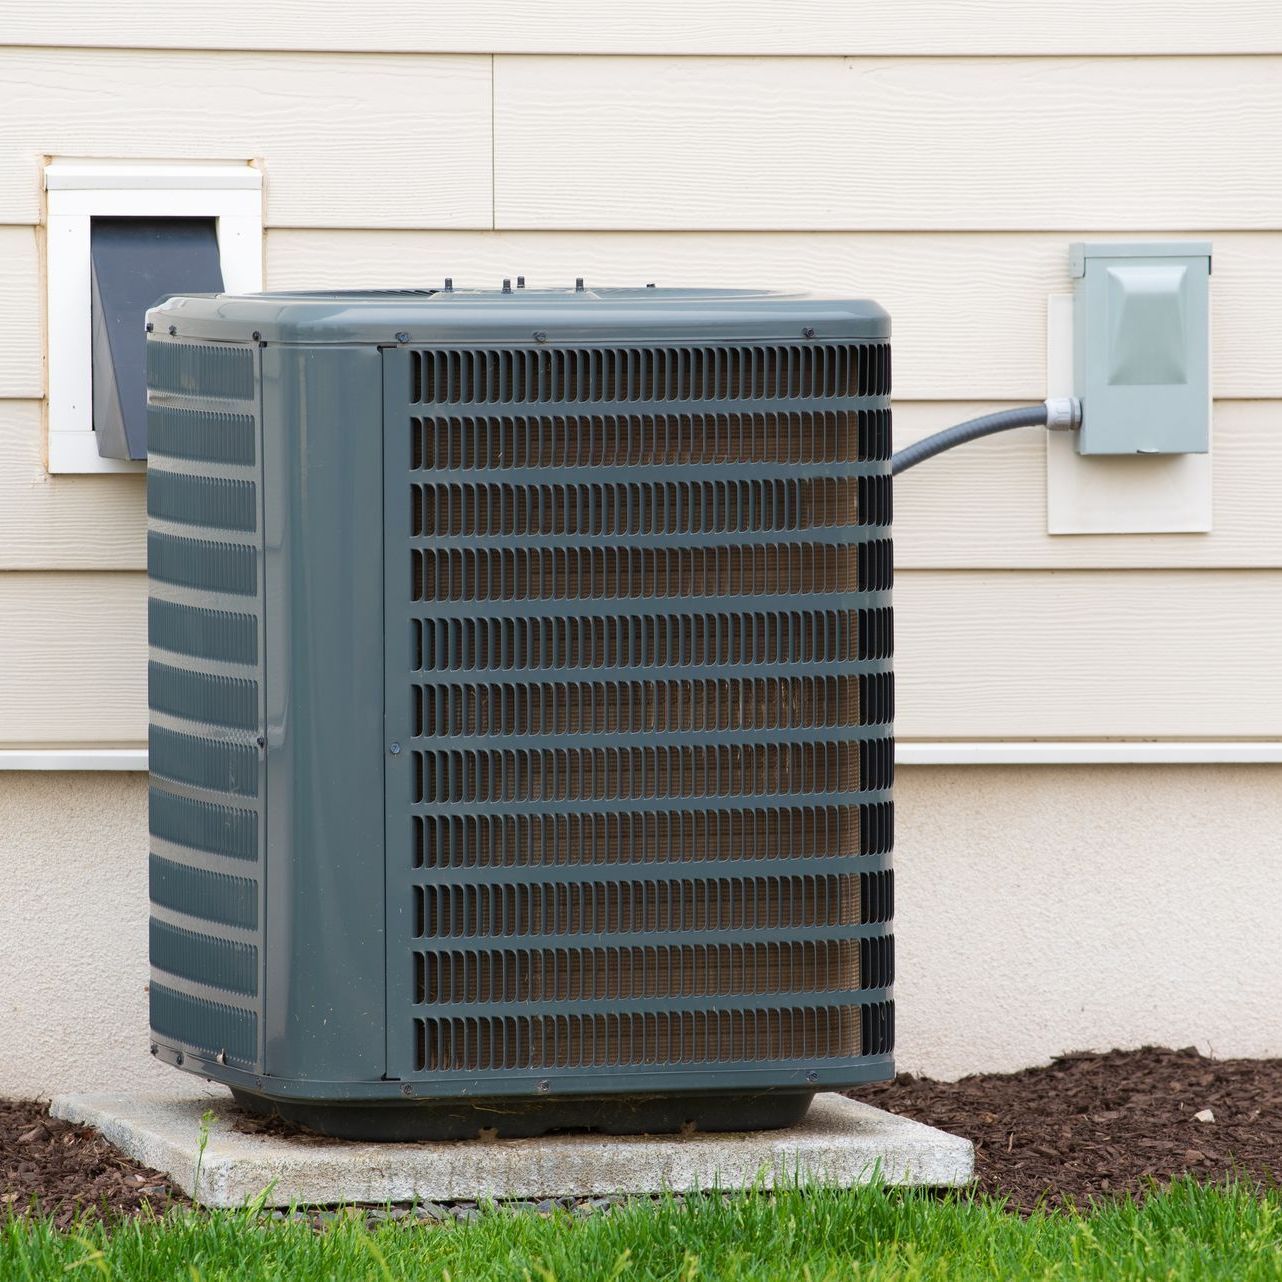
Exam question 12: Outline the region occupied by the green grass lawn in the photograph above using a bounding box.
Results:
[5,1180,1282,1282]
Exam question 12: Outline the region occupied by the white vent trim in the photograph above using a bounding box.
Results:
[44,158,264,475]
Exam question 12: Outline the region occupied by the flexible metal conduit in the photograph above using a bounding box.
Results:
[892,399,1081,476]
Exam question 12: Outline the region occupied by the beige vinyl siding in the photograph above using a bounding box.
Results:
[897,574,1282,743]
[2,2,1279,55]
[895,571,1282,740]
[264,230,1282,400]
[5,398,1280,573]
[5,569,1280,747]
[0,573,145,745]
[0,49,492,226]
[0,226,42,398]
[491,57,1282,230]
[1,39,1279,748]
[7,228,1282,400]
[0,401,145,570]
[2,52,1279,230]
[890,400,1282,570]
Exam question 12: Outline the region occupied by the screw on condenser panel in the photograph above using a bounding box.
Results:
[646,283,656,288]
[150,1043,158,1056]
[251,330,261,341]
[389,742,402,755]
[575,278,585,292]
[167,325,177,336]
[502,278,512,294]
[175,1052,184,1066]
[256,736,266,749]
[444,277,454,292]
[805,1070,819,1083]
[145,321,154,333]
[802,327,816,339]
[536,1079,551,1093]
[532,331,548,343]
[516,275,526,289]
[395,331,410,343]
[401,1084,414,1097]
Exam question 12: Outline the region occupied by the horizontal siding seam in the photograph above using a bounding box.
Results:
[2,43,1282,58]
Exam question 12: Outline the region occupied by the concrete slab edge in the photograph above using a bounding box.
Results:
[52,1092,974,1209]
[52,1093,238,1207]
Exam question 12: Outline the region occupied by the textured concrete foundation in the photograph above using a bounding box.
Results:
[51,1091,974,1209]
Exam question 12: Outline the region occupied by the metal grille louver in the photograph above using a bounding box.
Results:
[387,334,893,1088]
[410,343,890,405]
[412,409,893,469]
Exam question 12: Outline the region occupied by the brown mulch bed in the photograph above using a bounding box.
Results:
[6,1046,1282,1220]
[0,1100,185,1225]
[856,1045,1282,1211]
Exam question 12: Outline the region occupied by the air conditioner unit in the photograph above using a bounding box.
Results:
[145,285,894,1139]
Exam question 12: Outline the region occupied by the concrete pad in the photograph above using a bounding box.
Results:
[51,1091,974,1209]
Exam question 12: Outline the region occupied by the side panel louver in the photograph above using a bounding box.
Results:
[146,339,264,1071]
[386,339,892,1095]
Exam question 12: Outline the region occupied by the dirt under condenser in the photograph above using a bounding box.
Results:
[854,1045,1282,1211]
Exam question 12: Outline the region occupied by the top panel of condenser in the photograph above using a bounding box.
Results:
[145,286,890,346]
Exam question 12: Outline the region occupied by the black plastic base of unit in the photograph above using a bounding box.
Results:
[230,1088,817,1141]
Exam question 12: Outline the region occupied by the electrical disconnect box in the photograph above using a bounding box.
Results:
[1070,242,1211,456]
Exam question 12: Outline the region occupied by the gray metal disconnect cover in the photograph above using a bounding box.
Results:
[146,287,890,346]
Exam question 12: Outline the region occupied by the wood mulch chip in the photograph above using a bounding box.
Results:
[855,1045,1282,1211]
[0,1100,185,1225]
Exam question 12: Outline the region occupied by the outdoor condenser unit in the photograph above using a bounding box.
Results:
[145,285,894,1139]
